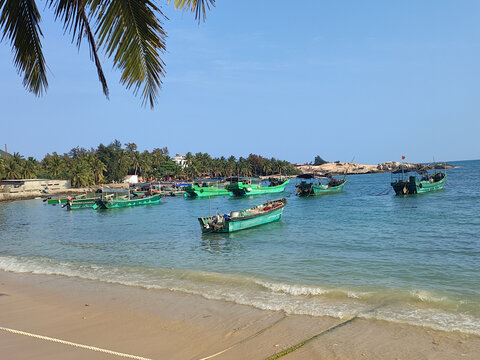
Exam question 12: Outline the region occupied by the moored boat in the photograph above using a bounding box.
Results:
[296,174,347,197]
[93,194,162,209]
[198,198,287,233]
[184,181,231,198]
[65,197,98,210]
[391,169,446,195]
[225,177,290,197]
[47,194,87,204]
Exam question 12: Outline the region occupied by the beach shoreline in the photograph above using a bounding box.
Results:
[1,270,478,360]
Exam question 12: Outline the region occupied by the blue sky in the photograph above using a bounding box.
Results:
[1,1,479,164]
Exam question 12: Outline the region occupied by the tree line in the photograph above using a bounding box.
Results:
[0,140,300,187]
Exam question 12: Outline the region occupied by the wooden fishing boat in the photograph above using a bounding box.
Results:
[65,197,98,210]
[47,194,87,204]
[93,194,162,209]
[296,174,347,197]
[225,178,290,197]
[198,198,287,233]
[184,182,231,198]
[391,170,446,195]
[63,190,129,210]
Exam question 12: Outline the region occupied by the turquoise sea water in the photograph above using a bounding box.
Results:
[0,160,479,335]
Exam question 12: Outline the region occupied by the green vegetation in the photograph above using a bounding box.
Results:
[0,0,214,108]
[0,140,300,187]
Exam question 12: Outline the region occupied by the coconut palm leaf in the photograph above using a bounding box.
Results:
[49,0,109,97]
[93,0,167,108]
[169,0,215,23]
[0,0,47,95]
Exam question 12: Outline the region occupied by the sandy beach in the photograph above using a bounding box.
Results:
[1,270,478,360]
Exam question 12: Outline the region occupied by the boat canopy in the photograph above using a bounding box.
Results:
[391,169,415,174]
[225,176,259,182]
[296,173,317,179]
[296,173,330,179]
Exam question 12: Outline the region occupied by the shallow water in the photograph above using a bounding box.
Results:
[1,160,479,334]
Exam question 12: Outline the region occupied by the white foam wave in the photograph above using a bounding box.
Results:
[257,281,329,296]
[362,306,480,335]
[410,289,447,304]
[1,255,479,335]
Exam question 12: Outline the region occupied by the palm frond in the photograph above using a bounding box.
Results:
[49,0,109,97]
[170,0,215,23]
[0,0,47,95]
[94,0,167,108]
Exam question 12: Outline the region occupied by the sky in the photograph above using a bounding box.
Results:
[1,0,479,164]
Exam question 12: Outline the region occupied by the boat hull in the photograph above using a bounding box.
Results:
[93,194,162,209]
[66,198,98,210]
[226,180,290,197]
[223,208,284,232]
[198,199,286,233]
[296,181,346,197]
[47,198,68,204]
[184,185,231,198]
[391,174,446,195]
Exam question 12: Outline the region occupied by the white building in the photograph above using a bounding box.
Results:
[124,175,139,184]
[172,154,186,169]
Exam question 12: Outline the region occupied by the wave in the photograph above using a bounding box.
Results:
[1,255,479,335]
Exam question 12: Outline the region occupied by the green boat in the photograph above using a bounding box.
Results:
[47,197,68,204]
[198,198,287,233]
[295,174,347,197]
[184,182,231,198]
[65,197,99,210]
[391,169,447,195]
[47,194,87,204]
[225,178,290,197]
[93,194,162,209]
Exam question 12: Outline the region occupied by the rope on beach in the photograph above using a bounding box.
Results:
[0,326,153,360]
[197,314,287,360]
[263,315,358,360]
[263,303,386,360]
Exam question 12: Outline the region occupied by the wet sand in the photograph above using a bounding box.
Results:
[0,270,478,360]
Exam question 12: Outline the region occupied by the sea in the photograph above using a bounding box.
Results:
[0,160,479,335]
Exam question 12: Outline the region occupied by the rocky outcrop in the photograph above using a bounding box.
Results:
[294,161,453,176]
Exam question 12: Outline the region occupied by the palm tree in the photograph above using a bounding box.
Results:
[237,158,251,177]
[0,156,5,179]
[4,157,21,179]
[47,152,63,177]
[262,159,273,176]
[138,151,153,179]
[184,152,194,179]
[70,160,92,187]
[89,156,107,183]
[22,157,38,179]
[12,152,24,163]
[0,0,214,108]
